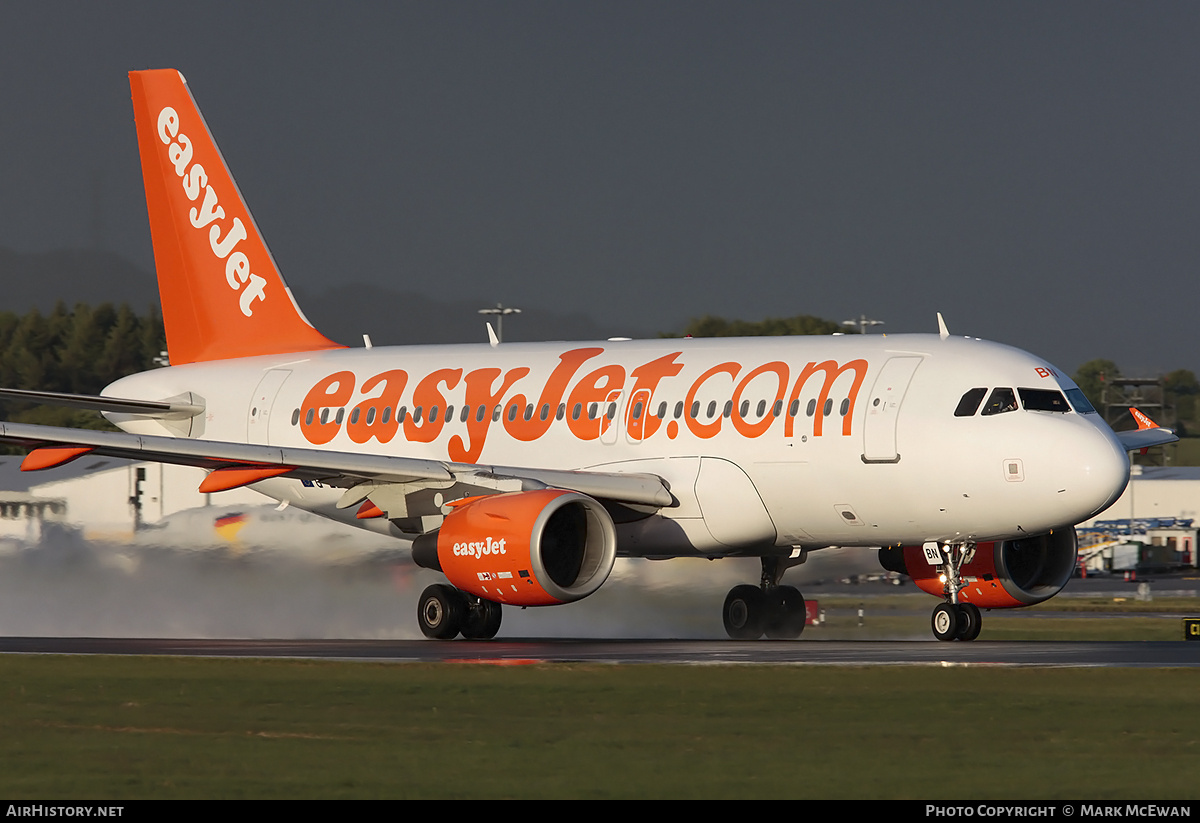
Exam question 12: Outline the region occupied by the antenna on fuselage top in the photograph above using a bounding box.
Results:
[487,323,499,347]
[937,313,949,340]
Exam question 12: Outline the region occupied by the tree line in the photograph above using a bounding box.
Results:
[0,302,165,429]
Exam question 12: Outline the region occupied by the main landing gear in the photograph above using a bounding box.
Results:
[928,541,982,642]
[722,557,808,640]
[417,584,503,640]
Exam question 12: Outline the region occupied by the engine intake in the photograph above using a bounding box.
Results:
[412,489,617,607]
[879,528,1077,608]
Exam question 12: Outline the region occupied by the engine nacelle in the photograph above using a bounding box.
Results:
[879,528,1077,608]
[411,489,618,607]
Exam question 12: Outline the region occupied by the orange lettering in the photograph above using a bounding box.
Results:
[404,368,462,444]
[566,364,626,441]
[626,352,684,440]
[505,348,604,442]
[299,371,355,445]
[346,370,409,444]
[448,366,531,463]
[731,361,789,438]
[785,359,868,437]
[684,362,741,439]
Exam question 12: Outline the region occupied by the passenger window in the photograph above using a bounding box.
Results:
[981,388,1018,416]
[1019,388,1070,413]
[954,388,988,417]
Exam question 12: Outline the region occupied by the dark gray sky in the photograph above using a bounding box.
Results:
[3,2,1199,376]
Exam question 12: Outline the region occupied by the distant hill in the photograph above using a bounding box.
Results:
[0,248,159,314]
[0,247,653,345]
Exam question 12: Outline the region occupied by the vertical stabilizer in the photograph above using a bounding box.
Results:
[129,69,343,364]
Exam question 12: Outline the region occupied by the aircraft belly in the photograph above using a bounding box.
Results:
[693,457,776,548]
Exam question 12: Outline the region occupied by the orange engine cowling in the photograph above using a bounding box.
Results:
[410,489,618,607]
[879,528,1077,608]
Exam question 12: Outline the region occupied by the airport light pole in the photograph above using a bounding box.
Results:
[478,303,522,343]
[842,315,885,335]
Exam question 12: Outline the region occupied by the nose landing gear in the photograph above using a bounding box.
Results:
[927,541,983,641]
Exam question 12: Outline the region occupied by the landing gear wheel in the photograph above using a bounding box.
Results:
[461,598,503,640]
[418,584,467,640]
[956,603,982,642]
[723,585,768,640]
[764,585,807,639]
[931,602,961,642]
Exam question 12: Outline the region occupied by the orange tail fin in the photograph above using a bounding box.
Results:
[129,69,343,364]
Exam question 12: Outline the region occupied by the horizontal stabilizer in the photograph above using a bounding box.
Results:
[0,388,203,419]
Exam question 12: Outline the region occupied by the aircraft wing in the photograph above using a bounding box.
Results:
[1114,426,1177,452]
[1114,407,1178,452]
[0,420,674,509]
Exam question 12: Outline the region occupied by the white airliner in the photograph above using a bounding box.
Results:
[0,69,1176,642]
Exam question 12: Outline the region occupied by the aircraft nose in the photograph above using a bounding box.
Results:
[1067,421,1130,521]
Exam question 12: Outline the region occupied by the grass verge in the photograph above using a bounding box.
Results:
[0,655,1198,799]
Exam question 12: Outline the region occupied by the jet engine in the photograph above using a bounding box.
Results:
[879,528,1078,608]
[411,489,618,607]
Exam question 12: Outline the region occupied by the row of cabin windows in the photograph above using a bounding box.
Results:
[953,386,1094,417]
[290,395,855,428]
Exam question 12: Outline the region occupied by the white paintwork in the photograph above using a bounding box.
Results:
[104,332,1132,559]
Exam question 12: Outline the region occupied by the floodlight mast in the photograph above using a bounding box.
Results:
[841,314,885,335]
[478,303,522,343]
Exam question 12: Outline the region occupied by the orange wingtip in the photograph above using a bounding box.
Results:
[1129,407,1159,430]
[198,466,294,493]
[356,501,384,519]
[21,446,94,471]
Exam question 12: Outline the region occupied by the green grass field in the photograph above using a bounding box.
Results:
[1,645,1197,799]
[1,593,1196,799]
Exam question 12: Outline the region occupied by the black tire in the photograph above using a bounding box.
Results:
[957,602,982,642]
[723,585,767,640]
[931,602,960,641]
[461,598,503,640]
[764,585,807,639]
[417,584,466,640]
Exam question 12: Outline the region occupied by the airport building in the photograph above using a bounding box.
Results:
[1077,465,1199,573]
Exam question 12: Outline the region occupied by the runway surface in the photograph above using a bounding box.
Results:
[1,636,1198,666]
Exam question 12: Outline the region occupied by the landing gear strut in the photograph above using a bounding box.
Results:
[722,556,808,640]
[927,541,983,642]
[417,584,503,640]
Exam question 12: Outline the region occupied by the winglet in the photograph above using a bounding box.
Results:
[1130,407,1158,430]
[129,69,344,364]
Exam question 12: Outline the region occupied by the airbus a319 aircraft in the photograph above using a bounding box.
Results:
[0,70,1176,641]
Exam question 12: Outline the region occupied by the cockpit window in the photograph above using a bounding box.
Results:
[1064,388,1097,414]
[980,387,1018,416]
[954,388,987,417]
[1019,388,1070,413]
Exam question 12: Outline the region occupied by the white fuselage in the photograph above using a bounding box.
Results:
[105,333,1130,558]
